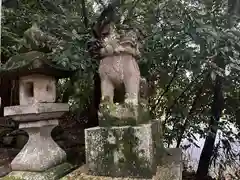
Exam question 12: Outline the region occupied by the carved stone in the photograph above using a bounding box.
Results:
[1,49,75,179]
[97,24,141,106]
[61,149,183,180]
[85,120,163,178]
[98,101,150,126]
[11,120,66,172]
[4,103,69,122]
[6,163,73,180]
[19,74,56,105]
[82,11,183,180]
[99,54,140,105]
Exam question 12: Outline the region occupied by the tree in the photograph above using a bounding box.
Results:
[197,0,240,178]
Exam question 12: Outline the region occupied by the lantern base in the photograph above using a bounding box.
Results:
[11,120,66,172]
[3,163,74,180]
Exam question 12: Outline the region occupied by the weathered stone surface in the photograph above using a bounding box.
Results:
[98,102,150,126]
[4,103,69,122]
[0,51,76,80]
[2,163,74,180]
[61,149,183,180]
[11,120,66,172]
[85,120,162,178]
[155,148,183,180]
[61,164,151,180]
[19,74,56,105]
[19,119,58,129]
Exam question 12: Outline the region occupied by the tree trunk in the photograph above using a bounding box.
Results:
[196,2,237,178]
[86,72,101,128]
[228,0,240,15]
[196,74,224,178]
[228,0,240,27]
[0,78,12,117]
[0,54,12,117]
[176,75,206,147]
[81,0,89,28]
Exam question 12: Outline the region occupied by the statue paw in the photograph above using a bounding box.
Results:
[101,96,113,104]
[124,98,138,106]
[124,93,138,106]
[114,46,125,54]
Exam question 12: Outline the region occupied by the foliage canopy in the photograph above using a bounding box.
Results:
[1,0,240,177]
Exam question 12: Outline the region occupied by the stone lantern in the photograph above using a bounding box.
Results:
[0,51,75,179]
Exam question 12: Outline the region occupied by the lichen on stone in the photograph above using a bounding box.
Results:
[2,163,74,180]
[2,177,25,180]
[98,99,152,127]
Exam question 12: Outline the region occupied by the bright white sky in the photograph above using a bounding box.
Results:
[179,121,240,177]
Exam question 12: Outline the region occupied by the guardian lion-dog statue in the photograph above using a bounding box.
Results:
[98,23,141,106]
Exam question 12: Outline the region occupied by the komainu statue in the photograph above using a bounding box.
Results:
[98,23,141,106]
[88,4,149,126]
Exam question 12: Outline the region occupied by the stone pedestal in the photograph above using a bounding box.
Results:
[4,163,74,180]
[85,120,163,178]
[82,101,183,179]
[155,148,183,180]
[98,102,151,126]
[61,148,183,180]
[11,120,66,171]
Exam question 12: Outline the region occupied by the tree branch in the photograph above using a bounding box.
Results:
[150,38,182,113]
[81,0,89,28]
[162,69,208,132]
[122,0,141,24]
[95,0,107,8]
[153,58,181,112]
[196,72,224,178]
[175,73,209,147]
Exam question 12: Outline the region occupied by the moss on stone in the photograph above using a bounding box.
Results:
[86,123,160,178]
[0,51,76,79]
[98,100,151,127]
[2,177,25,180]
[2,163,74,180]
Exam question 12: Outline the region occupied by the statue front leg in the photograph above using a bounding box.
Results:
[124,76,140,106]
[100,78,114,104]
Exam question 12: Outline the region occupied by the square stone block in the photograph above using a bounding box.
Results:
[3,163,74,180]
[155,148,183,180]
[85,120,162,178]
[98,102,151,126]
[4,103,69,122]
[61,149,183,180]
[19,74,56,105]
